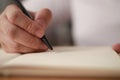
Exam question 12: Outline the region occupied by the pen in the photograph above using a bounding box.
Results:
[14,0,53,50]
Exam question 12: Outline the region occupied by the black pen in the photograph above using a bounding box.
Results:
[14,0,53,50]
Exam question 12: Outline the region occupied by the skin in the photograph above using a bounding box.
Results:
[0,4,52,53]
[0,5,119,54]
[112,44,120,54]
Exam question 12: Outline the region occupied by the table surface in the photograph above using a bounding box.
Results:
[0,77,120,80]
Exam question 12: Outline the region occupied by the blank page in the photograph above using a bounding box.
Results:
[1,46,120,77]
[0,49,20,65]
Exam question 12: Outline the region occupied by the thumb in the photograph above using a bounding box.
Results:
[35,8,52,30]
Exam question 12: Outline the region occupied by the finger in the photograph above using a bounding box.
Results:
[112,43,120,54]
[1,20,48,50]
[1,42,35,53]
[0,34,47,53]
[5,4,45,38]
[0,34,35,53]
[35,8,52,30]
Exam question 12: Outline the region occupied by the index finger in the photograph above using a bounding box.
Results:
[6,5,45,38]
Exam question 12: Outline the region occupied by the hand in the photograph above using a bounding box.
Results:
[0,4,52,53]
[112,43,120,54]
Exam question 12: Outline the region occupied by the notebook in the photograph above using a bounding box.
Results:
[0,46,120,77]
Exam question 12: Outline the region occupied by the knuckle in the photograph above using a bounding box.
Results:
[9,11,20,23]
[6,5,21,22]
[7,27,18,39]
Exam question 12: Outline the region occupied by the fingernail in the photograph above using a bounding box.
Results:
[35,30,42,38]
[35,19,45,38]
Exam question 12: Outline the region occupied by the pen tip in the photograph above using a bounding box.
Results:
[50,47,53,50]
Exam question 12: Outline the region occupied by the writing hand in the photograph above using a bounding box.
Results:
[0,5,52,53]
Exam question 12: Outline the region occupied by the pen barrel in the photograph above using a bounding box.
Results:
[41,36,53,50]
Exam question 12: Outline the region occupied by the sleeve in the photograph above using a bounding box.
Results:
[0,0,24,14]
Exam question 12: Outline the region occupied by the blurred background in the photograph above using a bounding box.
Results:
[22,0,120,46]
[23,0,74,46]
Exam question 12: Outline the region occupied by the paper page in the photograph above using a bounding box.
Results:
[0,49,20,65]
[1,46,120,77]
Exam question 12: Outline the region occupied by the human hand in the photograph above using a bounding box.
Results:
[0,5,52,53]
[112,43,120,54]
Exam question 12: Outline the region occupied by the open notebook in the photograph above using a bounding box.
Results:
[0,46,120,77]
